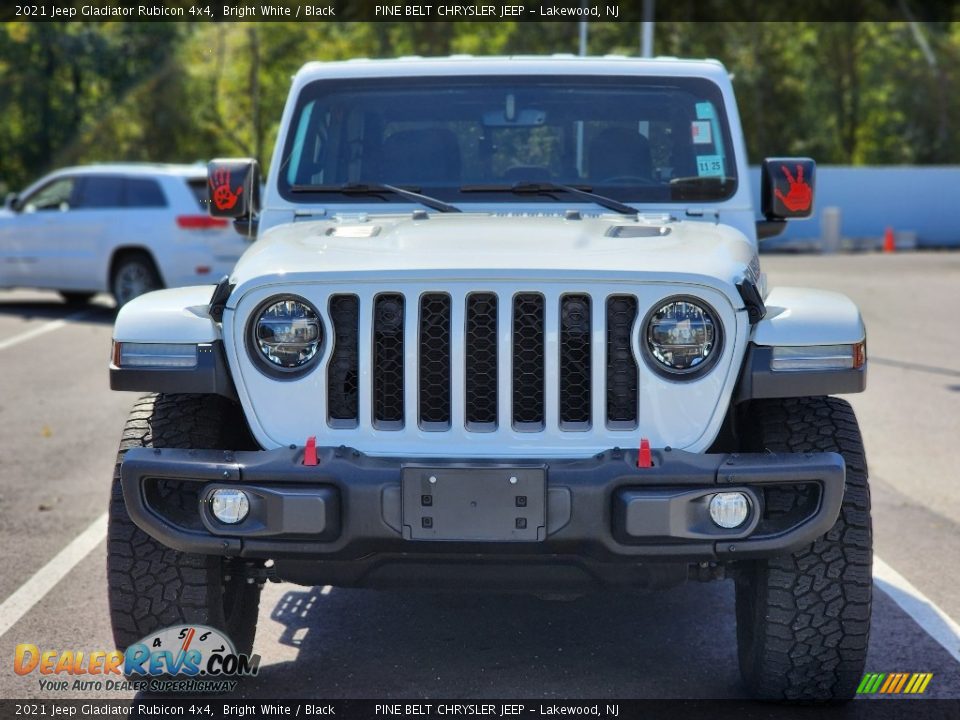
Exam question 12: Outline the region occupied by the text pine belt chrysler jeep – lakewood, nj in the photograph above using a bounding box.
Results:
[107,56,870,701]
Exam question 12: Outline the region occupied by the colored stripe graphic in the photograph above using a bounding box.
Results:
[857,673,886,693]
[904,674,921,694]
[856,674,875,694]
[870,673,886,693]
[893,673,909,693]
[857,672,933,694]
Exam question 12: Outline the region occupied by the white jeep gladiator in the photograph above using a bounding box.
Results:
[108,57,870,700]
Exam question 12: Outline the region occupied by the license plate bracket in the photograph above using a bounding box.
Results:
[401,466,546,542]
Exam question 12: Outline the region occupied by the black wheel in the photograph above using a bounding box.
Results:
[735,397,872,701]
[59,291,95,305]
[110,252,162,307]
[107,393,261,655]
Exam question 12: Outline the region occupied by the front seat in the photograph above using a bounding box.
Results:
[587,127,653,181]
[379,128,462,186]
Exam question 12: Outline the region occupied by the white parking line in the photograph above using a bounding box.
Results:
[0,310,93,352]
[0,512,107,639]
[874,555,960,663]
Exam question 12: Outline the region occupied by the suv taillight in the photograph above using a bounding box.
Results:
[176,215,229,230]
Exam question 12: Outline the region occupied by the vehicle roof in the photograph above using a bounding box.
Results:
[293,55,731,83]
[52,163,207,179]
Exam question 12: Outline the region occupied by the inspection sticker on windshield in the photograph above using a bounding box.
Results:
[691,120,712,145]
[696,154,724,177]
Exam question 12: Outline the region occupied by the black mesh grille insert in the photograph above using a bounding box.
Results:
[606,295,639,427]
[373,293,405,427]
[512,293,545,429]
[560,294,592,427]
[419,293,451,428]
[465,293,498,429]
[327,295,360,425]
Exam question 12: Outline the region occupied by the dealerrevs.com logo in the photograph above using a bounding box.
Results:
[15,624,260,693]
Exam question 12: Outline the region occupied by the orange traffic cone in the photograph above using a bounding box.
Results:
[883,227,896,253]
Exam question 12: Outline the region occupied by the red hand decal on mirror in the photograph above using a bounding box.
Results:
[209,168,244,211]
[774,164,811,212]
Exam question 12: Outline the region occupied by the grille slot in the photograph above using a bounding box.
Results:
[559,294,592,429]
[465,293,498,430]
[512,293,546,430]
[373,293,405,428]
[418,293,452,429]
[606,295,639,428]
[356,289,644,434]
[327,294,359,426]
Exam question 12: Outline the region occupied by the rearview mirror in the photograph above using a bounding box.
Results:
[482,109,546,127]
[761,157,815,220]
[207,158,261,219]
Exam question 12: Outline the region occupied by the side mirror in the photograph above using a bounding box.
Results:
[761,158,815,220]
[4,193,19,212]
[207,159,261,219]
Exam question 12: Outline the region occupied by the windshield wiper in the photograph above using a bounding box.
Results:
[460,182,637,216]
[290,183,461,213]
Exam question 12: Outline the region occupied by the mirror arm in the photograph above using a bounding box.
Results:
[756,219,787,240]
[233,214,259,239]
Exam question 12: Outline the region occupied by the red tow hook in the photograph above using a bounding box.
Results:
[303,436,318,466]
[637,437,652,468]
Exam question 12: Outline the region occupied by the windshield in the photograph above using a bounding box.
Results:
[278,75,737,205]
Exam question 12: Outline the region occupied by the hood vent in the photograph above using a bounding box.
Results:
[606,226,670,238]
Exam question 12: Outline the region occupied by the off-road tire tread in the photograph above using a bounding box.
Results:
[736,396,872,701]
[107,393,260,655]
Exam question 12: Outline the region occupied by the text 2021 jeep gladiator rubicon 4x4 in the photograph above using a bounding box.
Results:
[108,57,870,700]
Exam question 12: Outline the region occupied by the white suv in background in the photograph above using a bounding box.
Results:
[0,163,251,306]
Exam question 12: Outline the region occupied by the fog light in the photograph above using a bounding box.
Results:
[709,492,749,529]
[210,489,249,524]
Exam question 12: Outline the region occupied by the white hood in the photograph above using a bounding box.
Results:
[230,214,757,299]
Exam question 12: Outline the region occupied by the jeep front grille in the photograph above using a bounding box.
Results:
[464,293,498,430]
[605,296,639,428]
[560,294,592,429]
[418,293,452,429]
[327,294,359,426]
[372,293,405,428]
[512,293,546,430]
[327,289,640,433]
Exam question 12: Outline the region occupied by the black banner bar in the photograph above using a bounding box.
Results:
[0,699,958,720]
[3,0,958,24]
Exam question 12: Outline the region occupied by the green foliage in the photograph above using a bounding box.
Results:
[2,19,960,191]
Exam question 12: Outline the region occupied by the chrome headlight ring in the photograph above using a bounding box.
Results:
[246,295,324,378]
[642,295,723,380]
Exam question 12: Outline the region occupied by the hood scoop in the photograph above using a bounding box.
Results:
[326,225,381,238]
[606,225,671,238]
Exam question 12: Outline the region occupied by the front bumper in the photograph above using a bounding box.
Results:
[120,445,844,585]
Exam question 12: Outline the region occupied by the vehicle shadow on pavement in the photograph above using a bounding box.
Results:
[239,581,748,699]
[219,579,960,700]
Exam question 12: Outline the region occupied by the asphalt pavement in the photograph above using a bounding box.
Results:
[0,252,958,703]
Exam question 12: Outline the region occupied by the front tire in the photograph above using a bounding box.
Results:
[107,394,261,655]
[735,397,872,701]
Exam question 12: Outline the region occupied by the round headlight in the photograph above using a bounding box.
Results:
[251,297,322,372]
[645,298,720,375]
